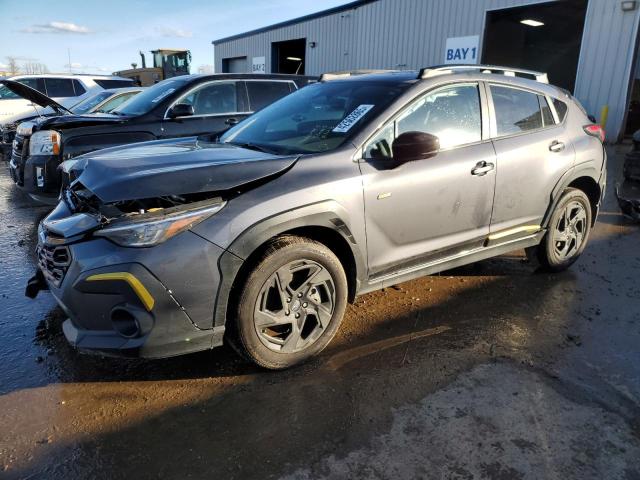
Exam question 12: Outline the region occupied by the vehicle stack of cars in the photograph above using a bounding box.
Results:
[18,66,606,369]
[4,73,313,203]
[0,74,134,160]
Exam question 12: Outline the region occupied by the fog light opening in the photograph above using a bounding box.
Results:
[111,307,141,338]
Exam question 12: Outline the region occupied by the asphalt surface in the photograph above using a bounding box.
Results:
[1,145,639,480]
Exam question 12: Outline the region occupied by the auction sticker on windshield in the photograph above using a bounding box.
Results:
[332,104,374,133]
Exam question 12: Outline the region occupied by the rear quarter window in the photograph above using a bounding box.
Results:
[552,98,569,123]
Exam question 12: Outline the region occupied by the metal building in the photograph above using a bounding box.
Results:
[213,0,640,141]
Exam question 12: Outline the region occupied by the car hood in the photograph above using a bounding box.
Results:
[34,112,125,131]
[72,137,299,203]
[0,79,72,115]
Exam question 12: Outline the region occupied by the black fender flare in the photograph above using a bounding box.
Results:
[212,201,367,328]
[542,163,602,228]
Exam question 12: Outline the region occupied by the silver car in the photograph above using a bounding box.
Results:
[28,65,606,369]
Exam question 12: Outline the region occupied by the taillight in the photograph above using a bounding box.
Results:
[584,124,605,143]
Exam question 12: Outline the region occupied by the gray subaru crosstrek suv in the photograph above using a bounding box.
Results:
[27,66,607,369]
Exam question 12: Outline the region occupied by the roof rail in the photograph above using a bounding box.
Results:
[319,69,397,81]
[418,65,549,84]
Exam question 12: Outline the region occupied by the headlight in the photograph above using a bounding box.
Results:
[17,122,34,136]
[29,130,61,156]
[94,202,225,247]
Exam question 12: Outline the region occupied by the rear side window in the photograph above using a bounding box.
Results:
[45,78,76,97]
[246,81,293,111]
[490,85,542,136]
[553,98,568,122]
[94,79,134,89]
[539,95,555,126]
[72,80,86,95]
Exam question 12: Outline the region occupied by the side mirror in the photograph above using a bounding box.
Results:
[392,131,440,163]
[168,103,194,119]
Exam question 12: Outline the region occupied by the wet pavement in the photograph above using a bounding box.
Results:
[0,145,639,479]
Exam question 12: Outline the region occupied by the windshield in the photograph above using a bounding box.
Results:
[113,79,185,116]
[220,80,409,154]
[71,91,113,114]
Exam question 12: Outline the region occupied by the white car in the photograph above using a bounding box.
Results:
[0,74,133,123]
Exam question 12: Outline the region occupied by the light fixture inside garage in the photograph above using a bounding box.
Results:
[520,19,544,27]
[286,57,302,62]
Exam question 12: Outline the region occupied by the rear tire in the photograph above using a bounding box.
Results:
[230,235,348,369]
[530,188,592,272]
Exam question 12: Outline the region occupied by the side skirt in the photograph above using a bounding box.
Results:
[359,230,545,295]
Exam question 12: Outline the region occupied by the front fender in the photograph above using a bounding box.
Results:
[63,131,156,159]
[212,201,367,328]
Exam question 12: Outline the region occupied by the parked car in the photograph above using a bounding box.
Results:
[616,129,640,220]
[26,66,606,368]
[6,73,314,203]
[1,87,143,161]
[0,74,133,158]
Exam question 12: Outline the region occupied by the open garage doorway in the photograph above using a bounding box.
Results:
[271,38,306,74]
[482,0,588,92]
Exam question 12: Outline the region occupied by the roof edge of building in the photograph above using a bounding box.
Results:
[212,0,378,45]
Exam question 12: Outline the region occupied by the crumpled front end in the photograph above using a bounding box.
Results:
[28,187,229,358]
[616,179,640,221]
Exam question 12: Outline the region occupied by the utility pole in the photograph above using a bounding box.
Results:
[67,48,72,73]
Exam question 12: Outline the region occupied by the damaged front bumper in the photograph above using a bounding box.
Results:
[27,202,229,358]
[616,179,640,221]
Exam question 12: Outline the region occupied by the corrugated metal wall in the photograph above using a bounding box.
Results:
[214,0,640,140]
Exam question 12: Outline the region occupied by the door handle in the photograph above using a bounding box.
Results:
[549,140,565,153]
[225,117,239,126]
[471,161,495,176]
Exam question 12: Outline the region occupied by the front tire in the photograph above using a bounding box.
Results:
[531,188,592,272]
[231,235,348,369]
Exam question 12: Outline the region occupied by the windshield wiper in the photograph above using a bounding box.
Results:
[226,141,276,154]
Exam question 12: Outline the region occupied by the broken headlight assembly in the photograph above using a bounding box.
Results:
[29,130,61,156]
[94,201,225,247]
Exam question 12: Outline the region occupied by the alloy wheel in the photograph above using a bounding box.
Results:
[254,259,336,353]
[552,200,587,260]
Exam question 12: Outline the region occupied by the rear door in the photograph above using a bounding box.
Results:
[160,80,249,138]
[487,84,575,236]
[359,82,497,278]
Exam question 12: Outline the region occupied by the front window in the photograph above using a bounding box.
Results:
[364,83,482,159]
[220,81,408,155]
[113,78,187,116]
[176,81,238,115]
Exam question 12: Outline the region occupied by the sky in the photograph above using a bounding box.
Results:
[0,0,349,74]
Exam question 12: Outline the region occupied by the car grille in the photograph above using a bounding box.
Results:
[37,244,71,288]
[10,134,28,186]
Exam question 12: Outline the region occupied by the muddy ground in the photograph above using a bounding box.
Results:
[0,146,639,480]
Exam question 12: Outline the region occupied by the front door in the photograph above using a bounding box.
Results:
[359,82,497,278]
[160,80,249,139]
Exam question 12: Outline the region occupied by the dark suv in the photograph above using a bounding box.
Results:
[28,66,606,369]
[8,73,314,203]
